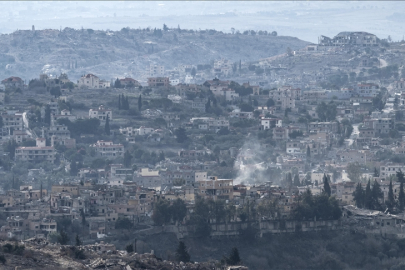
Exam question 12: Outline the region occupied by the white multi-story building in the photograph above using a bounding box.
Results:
[138,126,154,136]
[197,176,233,200]
[89,105,112,122]
[380,164,405,179]
[15,138,56,164]
[2,112,24,133]
[149,64,165,77]
[261,118,282,130]
[78,74,110,89]
[51,109,77,125]
[119,127,136,143]
[213,59,232,77]
[91,141,124,158]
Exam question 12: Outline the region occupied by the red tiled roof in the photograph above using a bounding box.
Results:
[2,76,23,83]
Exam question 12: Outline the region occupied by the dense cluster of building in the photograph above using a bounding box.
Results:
[1,30,405,242]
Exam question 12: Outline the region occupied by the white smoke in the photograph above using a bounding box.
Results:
[233,137,269,185]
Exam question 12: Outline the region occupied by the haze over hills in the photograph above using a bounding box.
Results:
[0,27,308,82]
[1,1,405,43]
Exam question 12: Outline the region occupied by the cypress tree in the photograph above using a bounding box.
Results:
[205,98,211,112]
[387,180,395,211]
[44,105,51,125]
[371,180,383,210]
[105,115,110,135]
[397,170,405,183]
[374,167,379,177]
[226,247,241,265]
[126,96,130,110]
[286,172,293,189]
[399,181,405,211]
[175,241,190,262]
[138,95,142,111]
[293,174,300,187]
[75,234,82,246]
[365,180,372,209]
[118,95,121,110]
[353,183,364,208]
[306,145,311,158]
[323,174,331,197]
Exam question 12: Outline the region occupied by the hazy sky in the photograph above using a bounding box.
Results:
[0,1,404,42]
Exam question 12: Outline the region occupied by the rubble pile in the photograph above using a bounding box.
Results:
[0,238,238,270]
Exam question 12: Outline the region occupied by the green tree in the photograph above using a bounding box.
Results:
[104,114,110,135]
[225,247,242,265]
[353,183,365,208]
[118,95,121,110]
[115,217,133,230]
[191,67,196,77]
[293,174,300,186]
[371,180,383,210]
[346,162,362,182]
[75,234,82,246]
[174,128,188,143]
[138,95,142,111]
[126,244,134,253]
[323,174,331,197]
[239,103,254,112]
[171,198,187,223]
[189,198,211,238]
[152,199,171,225]
[387,180,395,212]
[80,209,86,225]
[397,170,405,183]
[175,241,190,262]
[374,167,379,177]
[154,117,167,128]
[123,151,133,168]
[125,95,130,110]
[58,230,70,245]
[44,105,51,125]
[266,98,275,107]
[50,86,62,97]
[4,139,18,159]
[399,181,405,211]
[341,118,354,138]
[306,145,311,158]
[286,172,293,188]
[114,78,122,88]
[316,101,337,121]
[365,180,372,209]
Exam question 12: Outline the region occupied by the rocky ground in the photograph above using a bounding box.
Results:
[0,238,240,270]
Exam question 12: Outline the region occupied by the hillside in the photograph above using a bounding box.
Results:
[0,28,309,82]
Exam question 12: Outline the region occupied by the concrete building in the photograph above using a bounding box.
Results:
[319,32,378,47]
[197,176,233,200]
[261,118,282,130]
[119,78,140,88]
[15,138,56,164]
[91,141,124,158]
[149,65,165,77]
[1,76,24,89]
[89,105,112,122]
[78,74,110,89]
[147,77,170,88]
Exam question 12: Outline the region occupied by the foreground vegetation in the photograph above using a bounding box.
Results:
[142,231,405,270]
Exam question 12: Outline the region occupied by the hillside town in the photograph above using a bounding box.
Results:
[1,29,405,269]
